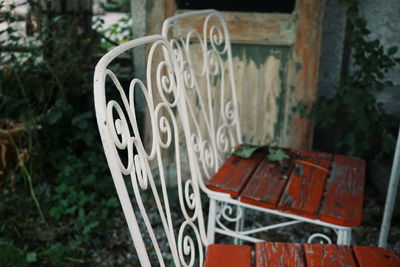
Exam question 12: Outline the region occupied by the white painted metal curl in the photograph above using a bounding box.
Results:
[307,233,333,244]
[218,202,244,223]
[94,35,207,267]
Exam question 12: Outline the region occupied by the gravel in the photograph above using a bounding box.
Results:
[90,181,400,266]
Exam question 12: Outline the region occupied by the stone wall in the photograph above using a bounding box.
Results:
[359,0,400,116]
[318,0,400,115]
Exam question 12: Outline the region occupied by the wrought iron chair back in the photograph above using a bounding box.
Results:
[161,10,358,245]
[162,10,242,193]
[93,34,207,266]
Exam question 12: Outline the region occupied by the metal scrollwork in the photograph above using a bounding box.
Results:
[162,11,241,188]
[218,202,243,223]
[213,202,245,236]
[178,221,204,267]
[307,233,333,244]
[95,35,206,266]
[216,125,230,154]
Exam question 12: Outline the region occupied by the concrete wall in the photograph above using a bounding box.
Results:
[318,0,400,115]
[359,0,400,116]
[317,0,347,99]
[359,0,400,86]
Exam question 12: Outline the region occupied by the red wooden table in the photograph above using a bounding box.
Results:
[207,146,366,227]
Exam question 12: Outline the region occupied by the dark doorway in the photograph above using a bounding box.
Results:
[176,0,296,13]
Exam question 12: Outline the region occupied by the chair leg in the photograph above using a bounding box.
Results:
[337,228,352,245]
[207,199,217,244]
[234,206,245,245]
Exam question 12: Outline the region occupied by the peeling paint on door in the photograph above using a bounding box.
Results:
[229,44,290,146]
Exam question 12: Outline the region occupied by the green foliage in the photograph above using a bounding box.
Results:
[267,148,289,162]
[101,0,131,12]
[0,239,27,267]
[311,0,399,159]
[26,252,38,263]
[93,15,133,50]
[232,144,259,158]
[0,2,131,265]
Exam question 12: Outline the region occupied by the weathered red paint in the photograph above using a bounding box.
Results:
[286,0,325,150]
[353,246,400,267]
[204,244,252,267]
[208,146,366,226]
[206,150,265,198]
[278,150,332,219]
[319,155,366,226]
[205,242,400,266]
[256,242,305,267]
[304,243,357,266]
[241,151,295,209]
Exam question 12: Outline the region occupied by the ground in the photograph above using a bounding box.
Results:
[91,180,400,266]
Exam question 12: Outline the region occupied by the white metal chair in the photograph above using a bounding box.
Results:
[161,9,363,245]
[93,34,400,267]
[93,34,209,265]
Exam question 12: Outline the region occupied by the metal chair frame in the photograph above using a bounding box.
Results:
[94,34,209,266]
[161,9,352,245]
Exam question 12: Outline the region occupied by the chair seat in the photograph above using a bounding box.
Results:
[204,244,252,267]
[205,243,400,267]
[206,146,366,226]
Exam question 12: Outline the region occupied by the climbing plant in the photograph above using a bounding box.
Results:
[311,0,400,159]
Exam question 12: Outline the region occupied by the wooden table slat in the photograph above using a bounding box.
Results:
[204,244,252,267]
[206,149,266,198]
[318,155,366,226]
[206,242,400,267]
[240,151,294,209]
[255,242,305,267]
[353,246,400,267]
[303,243,357,266]
[277,151,333,219]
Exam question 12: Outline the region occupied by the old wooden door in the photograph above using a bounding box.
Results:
[140,0,324,150]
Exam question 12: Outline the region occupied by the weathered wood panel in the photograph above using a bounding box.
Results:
[303,244,357,266]
[284,0,325,149]
[170,10,299,149]
[353,246,400,267]
[319,155,366,226]
[206,149,265,197]
[256,242,305,267]
[175,11,296,46]
[241,150,294,209]
[181,43,291,151]
[232,45,291,146]
[278,150,332,218]
[205,243,400,266]
[146,0,326,178]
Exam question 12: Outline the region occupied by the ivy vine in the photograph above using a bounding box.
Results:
[311,0,400,159]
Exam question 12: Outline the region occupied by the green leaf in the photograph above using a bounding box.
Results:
[232,144,260,158]
[26,252,37,263]
[268,148,289,162]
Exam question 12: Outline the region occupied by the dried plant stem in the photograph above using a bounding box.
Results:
[1,129,47,225]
